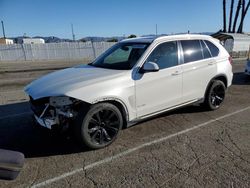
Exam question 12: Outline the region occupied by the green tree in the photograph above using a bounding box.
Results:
[127,34,137,38]
[107,38,118,42]
[79,38,86,42]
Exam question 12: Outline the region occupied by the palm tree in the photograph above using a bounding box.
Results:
[237,0,245,32]
[228,0,235,32]
[223,0,227,32]
[237,0,250,32]
[232,0,242,33]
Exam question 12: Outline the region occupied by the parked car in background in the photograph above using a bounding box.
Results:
[25,34,233,149]
[245,60,250,76]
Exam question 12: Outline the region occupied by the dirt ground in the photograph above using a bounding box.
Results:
[0,60,249,188]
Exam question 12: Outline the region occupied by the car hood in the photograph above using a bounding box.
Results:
[25,65,127,100]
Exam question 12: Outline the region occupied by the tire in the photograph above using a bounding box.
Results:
[75,103,123,149]
[204,80,226,110]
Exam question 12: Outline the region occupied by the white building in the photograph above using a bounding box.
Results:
[0,38,14,44]
[22,38,45,44]
[212,32,250,53]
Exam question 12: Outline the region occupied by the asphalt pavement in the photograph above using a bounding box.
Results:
[0,61,249,188]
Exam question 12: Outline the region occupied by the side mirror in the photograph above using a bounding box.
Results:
[0,149,25,180]
[140,61,159,73]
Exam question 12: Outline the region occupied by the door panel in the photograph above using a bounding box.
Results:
[135,67,182,117]
[135,41,182,117]
[180,40,217,102]
[181,59,216,101]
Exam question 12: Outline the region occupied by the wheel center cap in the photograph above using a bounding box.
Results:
[100,122,106,127]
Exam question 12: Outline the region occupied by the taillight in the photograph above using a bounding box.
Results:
[228,56,233,64]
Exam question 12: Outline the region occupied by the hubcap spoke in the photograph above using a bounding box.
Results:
[105,125,118,133]
[88,126,99,134]
[91,130,100,143]
[211,97,216,105]
[95,112,102,123]
[102,128,111,141]
[216,96,223,101]
[99,129,104,144]
[90,118,99,126]
[107,111,116,120]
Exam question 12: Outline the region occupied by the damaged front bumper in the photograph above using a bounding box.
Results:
[34,114,56,129]
[30,96,77,130]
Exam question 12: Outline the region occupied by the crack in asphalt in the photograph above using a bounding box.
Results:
[83,170,98,187]
[225,129,243,156]
[30,159,45,187]
[185,135,201,166]
[160,154,205,187]
[217,134,250,165]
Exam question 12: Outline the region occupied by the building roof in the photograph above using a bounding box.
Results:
[212,32,250,41]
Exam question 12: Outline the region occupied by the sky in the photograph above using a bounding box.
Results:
[0,0,250,39]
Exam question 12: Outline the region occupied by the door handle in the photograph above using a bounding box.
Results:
[208,62,214,65]
[171,71,181,76]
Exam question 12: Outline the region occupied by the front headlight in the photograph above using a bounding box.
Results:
[49,96,73,107]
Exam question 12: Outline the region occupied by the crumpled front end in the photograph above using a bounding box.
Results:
[29,96,84,130]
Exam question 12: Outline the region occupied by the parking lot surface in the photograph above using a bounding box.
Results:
[0,60,250,188]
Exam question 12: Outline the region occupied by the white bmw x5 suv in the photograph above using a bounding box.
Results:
[25,34,233,149]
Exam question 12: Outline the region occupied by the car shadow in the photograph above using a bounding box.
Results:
[0,102,88,158]
[129,104,209,128]
[232,72,250,85]
[0,101,207,158]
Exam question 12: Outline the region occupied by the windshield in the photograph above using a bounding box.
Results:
[90,42,150,70]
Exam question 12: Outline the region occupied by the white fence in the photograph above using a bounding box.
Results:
[0,42,116,62]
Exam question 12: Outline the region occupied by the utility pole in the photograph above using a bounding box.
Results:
[228,0,235,32]
[71,23,75,41]
[238,0,246,33]
[223,0,227,32]
[233,0,242,33]
[155,24,158,36]
[1,20,6,39]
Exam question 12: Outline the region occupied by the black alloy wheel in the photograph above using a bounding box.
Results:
[205,80,226,110]
[75,103,123,149]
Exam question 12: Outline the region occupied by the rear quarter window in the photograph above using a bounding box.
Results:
[204,40,220,57]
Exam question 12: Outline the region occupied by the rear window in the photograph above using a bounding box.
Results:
[204,40,219,57]
[200,40,212,59]
[181,40,203,63]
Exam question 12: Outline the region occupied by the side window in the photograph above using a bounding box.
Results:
[201,40,212,59]
[146,41,178,70]
[204,40,219,57]
[181,40,203,63]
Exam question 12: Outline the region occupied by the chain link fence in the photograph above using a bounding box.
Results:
[0,42,116,62]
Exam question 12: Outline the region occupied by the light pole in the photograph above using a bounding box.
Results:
[155,24,158,36]
[1,21,6,39]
